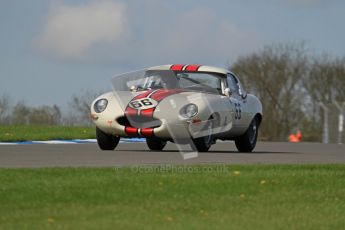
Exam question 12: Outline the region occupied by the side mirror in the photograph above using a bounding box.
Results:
[224,88,232,97]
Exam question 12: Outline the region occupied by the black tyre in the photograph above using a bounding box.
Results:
[235,117,259,152]
[146,137,167,151]
[96,127,120,150]
[192,120,214,152]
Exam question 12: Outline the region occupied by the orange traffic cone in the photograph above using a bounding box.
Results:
[289,131,302,143]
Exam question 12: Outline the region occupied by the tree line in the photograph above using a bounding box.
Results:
[0,90,99,126]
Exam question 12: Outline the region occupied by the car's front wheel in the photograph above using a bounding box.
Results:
[192,120,214,152]
[235,117,259,152]
[96,127,120,150]
[146,137,167,151]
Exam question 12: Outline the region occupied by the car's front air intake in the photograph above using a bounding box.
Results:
[116,116,162,129]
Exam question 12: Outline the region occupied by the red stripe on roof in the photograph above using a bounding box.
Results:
[170,64,185,71]
[185,64,201,71]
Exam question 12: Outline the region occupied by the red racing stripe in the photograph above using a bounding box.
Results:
[126,89,184,119]
[125,89,184,126]
[125,107,137,116]
[140,108,155,117]
[150,89,184,102]
[170,64,185,71]
[132,90,153,100]
[140,128,154,137]
[185,64,201,71]
[125,126,138,136]
[125,90,153,116]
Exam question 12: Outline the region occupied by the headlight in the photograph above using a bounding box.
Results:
[94,99,108,113]
[182,104,198,118]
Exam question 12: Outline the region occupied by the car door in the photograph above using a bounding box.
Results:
[226,74,243,132]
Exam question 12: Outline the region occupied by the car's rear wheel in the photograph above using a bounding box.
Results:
[96,127,120,150]
[235,117,259,152]
[192,120,214,152]
[146,137,167,151]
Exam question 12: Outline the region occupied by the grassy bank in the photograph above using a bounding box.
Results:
[0,165,344,229]
[0,125,95,142]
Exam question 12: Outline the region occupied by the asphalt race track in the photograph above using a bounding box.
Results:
[0,141,345,168]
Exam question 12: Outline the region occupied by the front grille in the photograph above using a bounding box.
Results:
[117,116,162,129]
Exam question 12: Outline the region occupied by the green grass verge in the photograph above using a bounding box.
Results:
[0,165,344,229]
[0,125,95,142]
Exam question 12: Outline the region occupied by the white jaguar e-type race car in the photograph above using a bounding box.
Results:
[90,64,262,152]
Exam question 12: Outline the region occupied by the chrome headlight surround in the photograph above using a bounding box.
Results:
[181,103,198,118]
[93,99,108,113]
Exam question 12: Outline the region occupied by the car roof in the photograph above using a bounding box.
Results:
[147,64,231,76]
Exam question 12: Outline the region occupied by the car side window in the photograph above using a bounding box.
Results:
[226,74,239,96]
[177,73,222,94]
[233,74,247,99]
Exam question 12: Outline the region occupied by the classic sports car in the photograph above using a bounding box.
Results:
[90,64,262,152]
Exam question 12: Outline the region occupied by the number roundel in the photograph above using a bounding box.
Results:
[129,98,158,110]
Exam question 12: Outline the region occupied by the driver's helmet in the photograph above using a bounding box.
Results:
[146,75,165,89]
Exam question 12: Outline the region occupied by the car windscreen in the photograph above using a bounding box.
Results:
[112,69,178,92]
[111,69,221,94]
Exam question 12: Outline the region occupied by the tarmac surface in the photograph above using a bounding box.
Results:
[0,141,344,168]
